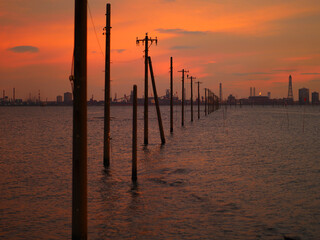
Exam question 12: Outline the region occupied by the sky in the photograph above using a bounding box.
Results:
[1,0,320,101]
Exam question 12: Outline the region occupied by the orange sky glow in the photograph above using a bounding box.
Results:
[1,0,320,100]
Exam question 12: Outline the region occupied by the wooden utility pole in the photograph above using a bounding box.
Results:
[188,75,196,122]
[210,90,212,113]
[132,85,137,182]
[213,93,215,112]
[148,57,165,144]
[208,90,210,114]
[196,81,202,119]
[178,69,188,126]
[205,88,207,116]
[72,0,87,239]
[103,3,111,168]
[136,33,157,145]
[170,57,173,133]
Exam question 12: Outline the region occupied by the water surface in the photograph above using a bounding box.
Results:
[0,105,319,239]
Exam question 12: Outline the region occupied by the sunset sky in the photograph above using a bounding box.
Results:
[1,0,320,101]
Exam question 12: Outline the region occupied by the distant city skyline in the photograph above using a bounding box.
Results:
[1,0,320,100]
[1,75,320,103]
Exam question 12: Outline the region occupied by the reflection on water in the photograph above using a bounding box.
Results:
[0,105,320,239]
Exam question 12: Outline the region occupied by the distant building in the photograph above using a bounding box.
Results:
[249,95,270,105]
[57,95,63,103]
[288,75,293,100]
[64,92,73,104]
[268,92,271,98]
[227,94,236,104]
[298,88,309,104]
[312,92,319,104]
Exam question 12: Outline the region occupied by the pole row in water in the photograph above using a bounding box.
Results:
[206,89,220,115]
[72,2,222,238]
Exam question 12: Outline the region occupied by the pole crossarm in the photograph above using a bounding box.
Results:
[136,33,158,49]
[187,75,196,81]
[135,32,158,145]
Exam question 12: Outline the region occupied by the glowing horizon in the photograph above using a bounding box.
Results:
[1,0,320,101]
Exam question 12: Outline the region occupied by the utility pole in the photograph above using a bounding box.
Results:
[103,3,111,168]
[219,83,222,104]
[205,88,207,116]
[170,57,173,133]
[13,88,15,103]
[178,69,188,126]
[136,33,157,145]
[132,85,137,182]
[188,75,196,122]
[72,0,87,239]
[148,57,165,144]
[196,81,202,119]
[213,93,215,112]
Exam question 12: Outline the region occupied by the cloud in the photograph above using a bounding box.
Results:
[7,46,39,53]
[308,79,320,83]
[232,72,271,76]
[170,45,196,50]
[272,69,296,73]
[301,72,320,75]
[111,49,126,53]
[155,28,208,35]
[283,56,312,61]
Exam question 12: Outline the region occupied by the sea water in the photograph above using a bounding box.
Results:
[0,105,319,239]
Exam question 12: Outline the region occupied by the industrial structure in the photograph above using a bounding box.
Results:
[299,88,309,104]
[312,91,319,105]
[288,75,293,100]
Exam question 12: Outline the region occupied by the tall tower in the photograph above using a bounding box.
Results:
[253,87,256,96]
[288,75,293,99]
[250,87,252,97]
[219,83,222,103]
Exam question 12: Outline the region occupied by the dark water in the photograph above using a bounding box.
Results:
[1,105,320,239]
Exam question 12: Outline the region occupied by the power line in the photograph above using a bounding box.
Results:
[88,1,104,57]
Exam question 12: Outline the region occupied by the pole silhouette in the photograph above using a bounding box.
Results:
[205,88,207,116]
[148,57,165,144]
[136,33,157,145]
[170,57,173,133]
[196,81,202,119]
[103,3,111,168]
[188,75,196,122]
[72,0,87,238]
[178,69,188,126]
[132,85,137,182]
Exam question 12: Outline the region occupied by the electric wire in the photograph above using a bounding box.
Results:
[88,1,104,57]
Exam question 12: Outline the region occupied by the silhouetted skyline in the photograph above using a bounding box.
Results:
[1,0,320,100]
